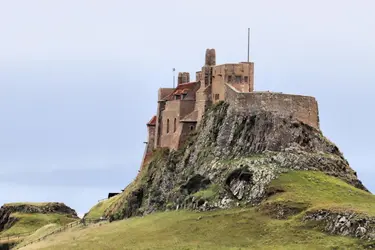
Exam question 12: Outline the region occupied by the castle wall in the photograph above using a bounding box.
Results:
[154,88,175,149]
[212,63,254,104]
[141,125,156,166]
[178,122,196,148]
[146,125,156,154]
[195,85,212,126]
[225,84,320,129]
[159,99,196,150]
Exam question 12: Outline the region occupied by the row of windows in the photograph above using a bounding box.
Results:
[166,118,177,134]
[227,75,249,83]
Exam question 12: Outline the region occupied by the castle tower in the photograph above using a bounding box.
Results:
[195,48,216,125]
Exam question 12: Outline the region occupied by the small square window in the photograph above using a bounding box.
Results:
[244,76,249,83]
[235,76,241,83]
[215,94,220,100]
[227,76,232,82]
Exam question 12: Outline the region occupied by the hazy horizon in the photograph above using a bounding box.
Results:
[1,0,374,216]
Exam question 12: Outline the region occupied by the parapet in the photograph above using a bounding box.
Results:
[225,84,320,130]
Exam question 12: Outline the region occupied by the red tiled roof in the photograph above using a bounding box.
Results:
[163,82,197,101]
[147,115,157,126]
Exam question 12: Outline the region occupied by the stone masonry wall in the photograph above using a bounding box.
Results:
[225,84,320,130]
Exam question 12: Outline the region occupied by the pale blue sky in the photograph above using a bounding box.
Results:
[0,0,374,216]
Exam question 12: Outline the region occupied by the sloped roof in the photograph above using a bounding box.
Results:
[180,110,198,123]
[147,115,157,126]
[162,82,198,101]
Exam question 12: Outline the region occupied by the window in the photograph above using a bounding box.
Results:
[182,94,187,99]
[227,75,232,82]
[175,95,181,100]
[190,125,194,131]
[166,119,170,133]
[174,118,177,132]
[244,76,249,83]
[235,76,241,83]
[214,94,220,100]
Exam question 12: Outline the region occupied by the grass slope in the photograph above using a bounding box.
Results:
[268,171,375,215]
[19,171,375,250]
[0,213,77,237]
[84,195,121,220]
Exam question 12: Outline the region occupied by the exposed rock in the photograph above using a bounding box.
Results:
[107,102,367,222]
[303,209,375,240]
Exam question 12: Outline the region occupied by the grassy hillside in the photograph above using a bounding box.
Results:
[18,171,375,250]
[266,171,375,215]
[0,202,78,247]
[84,195,121,220]
[0,213,76,237]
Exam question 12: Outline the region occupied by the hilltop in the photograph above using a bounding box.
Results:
[18,171,375,250]
[0,202,78,248]
[15,102,375,249]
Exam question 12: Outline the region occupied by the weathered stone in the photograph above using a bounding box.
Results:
[107,103,367,221]
[304,210,375,240]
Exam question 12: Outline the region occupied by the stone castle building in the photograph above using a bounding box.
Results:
[142,49,319,164]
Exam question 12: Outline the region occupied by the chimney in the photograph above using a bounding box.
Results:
[205,49,216,66]
[178,72,190,85]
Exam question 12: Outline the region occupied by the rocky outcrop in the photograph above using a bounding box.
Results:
[0,203,78,232]
[304,210,375,240]
[107,101,367,220]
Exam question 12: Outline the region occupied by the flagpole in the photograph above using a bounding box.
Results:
[247,28,250,62]
[173,68,176,88]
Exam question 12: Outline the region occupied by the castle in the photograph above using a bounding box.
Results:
[142,49,319,163]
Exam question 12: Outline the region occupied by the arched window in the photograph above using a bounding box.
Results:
[166,119,170,133]
[174,118,177,132]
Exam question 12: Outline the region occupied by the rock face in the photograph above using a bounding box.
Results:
[304,210,375,240]
[0,203,78,232]
[107,102,367,220]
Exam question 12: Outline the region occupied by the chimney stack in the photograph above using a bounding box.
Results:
[178,72,190,85]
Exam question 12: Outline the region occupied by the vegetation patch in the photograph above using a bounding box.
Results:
[260,201,309,219]
[192,184,220,202]
[84,195,121,220]
[0,213,76,237]
[268,171,375,216]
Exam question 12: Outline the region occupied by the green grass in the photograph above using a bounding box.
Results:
[19,208,364,250]
[17,171,375,250]
[16,223,61,248]
[85,195,122,220]
[268,171,375,216]
[192,184,220,201]
[0,213,77,237]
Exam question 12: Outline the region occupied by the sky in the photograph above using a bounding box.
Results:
[0,0,374,216]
